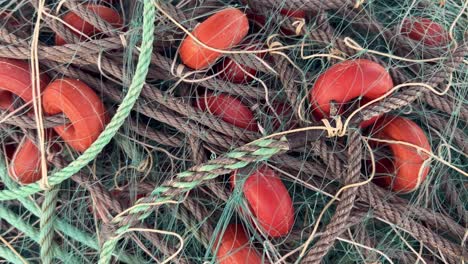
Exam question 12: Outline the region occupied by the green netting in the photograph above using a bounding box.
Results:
[0,0,466,263]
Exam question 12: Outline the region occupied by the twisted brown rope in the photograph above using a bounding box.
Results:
[302,131,363,263]
[249,0,355,11]
[62,0,122,38]
[310,139,465,240]
[269,37,302,112]
[307,141,466,263]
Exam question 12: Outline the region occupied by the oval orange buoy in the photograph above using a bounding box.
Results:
[195,93,258,131]
[179,8,249,69]
[42,78,107,152]
[217,43,265,84]
[215,224,263,264]
[55,5,123,45]
[9,137,42,184]
[370,116,431,193]
[309,59,393,127]
[0,58,50,110]
[230,166,294,237]
[401,17,449,47]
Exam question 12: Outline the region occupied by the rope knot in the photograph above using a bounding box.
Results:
[292,18,306,36]
[266,34,283,54]
[321,116,345,137]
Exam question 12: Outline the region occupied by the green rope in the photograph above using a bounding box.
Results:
[94,0,155,262]
[39,185,60,264]
[0,245,27,264]
[0,156,146,264]
[0,0,152,202]
[99,135,289,263]
[0,206,80,263]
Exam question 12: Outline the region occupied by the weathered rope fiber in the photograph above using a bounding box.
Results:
[39,185,60,264]
[302,131,363,263]
[0,156,143,263]
[0,0,154,201]
[309,141,466,262]
[99,135,289,263]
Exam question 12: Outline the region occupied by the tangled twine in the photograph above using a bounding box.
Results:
[0,0,466,263]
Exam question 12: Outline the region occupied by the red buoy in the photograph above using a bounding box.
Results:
[215,224,263,264]
[179,8,249,69]
[401,17,449,47]
[369,116,431,193]
[42,78,107,152]
[230,166,294,237]
[309,59,393,127]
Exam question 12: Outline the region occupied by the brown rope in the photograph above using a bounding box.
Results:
[310,139,465,240]
[302,131,362,263]
[249,0,355,11]
[62,0,122,38]
[305,142,466,262]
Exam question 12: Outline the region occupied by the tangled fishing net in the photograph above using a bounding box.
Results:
[0,0,466,263]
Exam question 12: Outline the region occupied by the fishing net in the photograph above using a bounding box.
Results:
[0,0,466,263]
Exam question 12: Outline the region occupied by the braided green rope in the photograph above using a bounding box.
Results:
[0,0,153,202]
[0,156,146,264]
[99,136,289,263]
[0,246,27,264]
[39,185,60,264]
[0,206,80,263]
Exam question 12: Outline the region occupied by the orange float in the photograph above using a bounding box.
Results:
[0,58,50,110]
[401,17,449,47]
[370,116,431,193]
[217,43,265,84]
[42,78,107,152]
[55,5,123,45]
[179,8,249,69]
[9,137,42,184]
[215,224,263,264]
[230,165,294,237]
[309,59,393,127]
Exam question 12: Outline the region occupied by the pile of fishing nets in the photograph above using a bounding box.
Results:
[0,0,466,263]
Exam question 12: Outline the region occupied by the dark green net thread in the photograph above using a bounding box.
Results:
[0,0,466,263]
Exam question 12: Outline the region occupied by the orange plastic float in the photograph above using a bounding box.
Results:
[0,58,50,110]
[309,59,394,127]
[9,137,42,184]
[370,116,431,193]
[42,78,107,152]
[401,17,449,47]
[179,8,249,69]
[55,4,123,45]
[195,93,258,131]
[230,165,294,237]
[215,224,263,264]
